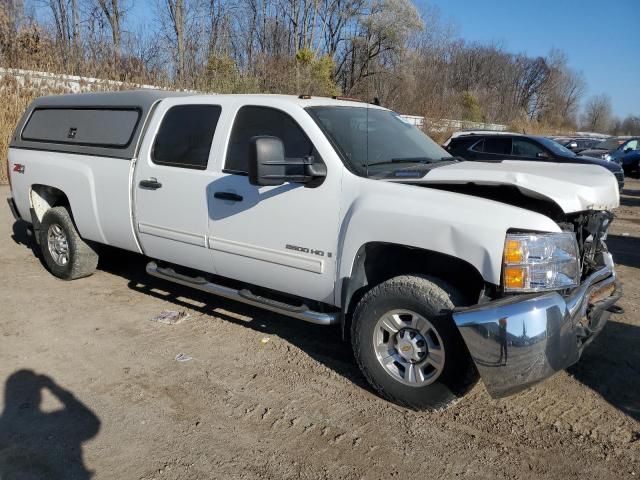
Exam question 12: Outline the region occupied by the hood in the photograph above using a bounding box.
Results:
[574,155,622,172]
[579,148,608,157]
[399,160,620,214]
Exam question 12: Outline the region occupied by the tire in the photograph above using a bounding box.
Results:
[351,275,478,410]
[39,206,99,280]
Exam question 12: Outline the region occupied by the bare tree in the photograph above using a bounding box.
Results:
[583,94,613,132]
[165,0,185,86]
[96,0,122,63]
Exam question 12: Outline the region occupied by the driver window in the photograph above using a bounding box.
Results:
[225,106,315,174]
[625,140,638,151]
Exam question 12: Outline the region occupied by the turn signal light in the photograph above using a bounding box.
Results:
[504,266,526,290]
[504,239,524,264]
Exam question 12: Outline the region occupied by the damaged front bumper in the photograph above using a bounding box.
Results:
[453,252,621,398]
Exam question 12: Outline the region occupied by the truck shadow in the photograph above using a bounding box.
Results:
[620,196,640,208]
[9,220,370,393]
[96,245,372,392]
[621,188,640,197]
[606,234,640,268]
[568,320,640,422]
[0,370,100,479]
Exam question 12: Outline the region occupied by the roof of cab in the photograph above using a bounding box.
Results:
[27,90,387,110]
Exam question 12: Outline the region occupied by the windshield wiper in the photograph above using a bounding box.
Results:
[366,156,459,168]
[390,157,433,163]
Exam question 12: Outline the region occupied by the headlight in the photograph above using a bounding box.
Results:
[602,153,612,161]
[502,233,580,292]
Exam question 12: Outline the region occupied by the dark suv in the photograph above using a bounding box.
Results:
[446,134,625,191]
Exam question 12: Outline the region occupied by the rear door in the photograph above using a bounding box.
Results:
[134,99,224,271]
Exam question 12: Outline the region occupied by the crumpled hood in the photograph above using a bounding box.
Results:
[407,160,620,213]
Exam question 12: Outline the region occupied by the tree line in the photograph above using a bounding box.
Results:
[1,0,638,135]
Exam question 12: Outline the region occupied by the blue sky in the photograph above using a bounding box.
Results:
[423,0,640,118]
[128,0,639,117]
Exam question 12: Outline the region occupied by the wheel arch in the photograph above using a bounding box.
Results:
[30,184,73,222]
[29,185,76,243]
[340,242,489,339]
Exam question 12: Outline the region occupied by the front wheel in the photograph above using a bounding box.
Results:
[351,275,478,410]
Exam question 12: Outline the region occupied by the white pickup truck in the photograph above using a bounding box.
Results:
[5,91,622,409]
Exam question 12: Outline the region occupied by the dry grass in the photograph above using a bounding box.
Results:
[0,78,51,184]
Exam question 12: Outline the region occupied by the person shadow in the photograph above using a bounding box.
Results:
[0,370,100,479]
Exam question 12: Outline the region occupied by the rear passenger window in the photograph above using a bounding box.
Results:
[152,105,221,169]
[512,139,544,157]
[225,106,314,173]
[484,137,512,155]
[470,139,484,152]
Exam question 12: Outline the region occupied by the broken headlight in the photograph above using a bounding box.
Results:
[502,233,580,292]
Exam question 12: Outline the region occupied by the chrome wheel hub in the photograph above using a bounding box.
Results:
[373,309,445,387]
[47,224,69,266]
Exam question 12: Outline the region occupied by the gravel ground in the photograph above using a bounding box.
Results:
[0,181,639,480]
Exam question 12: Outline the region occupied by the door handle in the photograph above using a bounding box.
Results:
[139,178,162,190]
[214,191,243,202]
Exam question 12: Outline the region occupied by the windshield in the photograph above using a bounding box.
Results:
[595,138,625,150]
[307,106,452,177]
[537,136,576,157]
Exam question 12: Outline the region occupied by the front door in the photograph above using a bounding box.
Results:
[134,100,223,271]
[207,104,343,303]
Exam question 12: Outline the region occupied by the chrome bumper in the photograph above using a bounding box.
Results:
[453,252,621,398]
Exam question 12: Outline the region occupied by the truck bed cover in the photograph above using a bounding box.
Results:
[10,90,190,159]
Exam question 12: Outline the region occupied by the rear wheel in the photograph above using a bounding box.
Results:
[39,207,98,280]
[351,275,478,410]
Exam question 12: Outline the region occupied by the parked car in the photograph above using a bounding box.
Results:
[552,137,603,153]
[6,91,622,410]
[621,150,640,176]
[580,136,640,166]
[441,129,513,147]
[446,133,625,191]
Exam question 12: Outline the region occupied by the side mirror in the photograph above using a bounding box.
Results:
[536,151,549,159]
[248,136,327,187]
[249,136,287,186]
[624,147,632,153]
[568,142,578,149]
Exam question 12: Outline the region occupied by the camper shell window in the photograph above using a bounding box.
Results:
[21,108,141,148]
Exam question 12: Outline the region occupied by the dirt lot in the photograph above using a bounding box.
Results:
[0,182,639,480]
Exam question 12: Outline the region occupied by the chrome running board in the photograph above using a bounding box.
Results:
[145,261,339,326]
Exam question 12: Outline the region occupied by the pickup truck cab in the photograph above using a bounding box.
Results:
[5,91,622,409]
